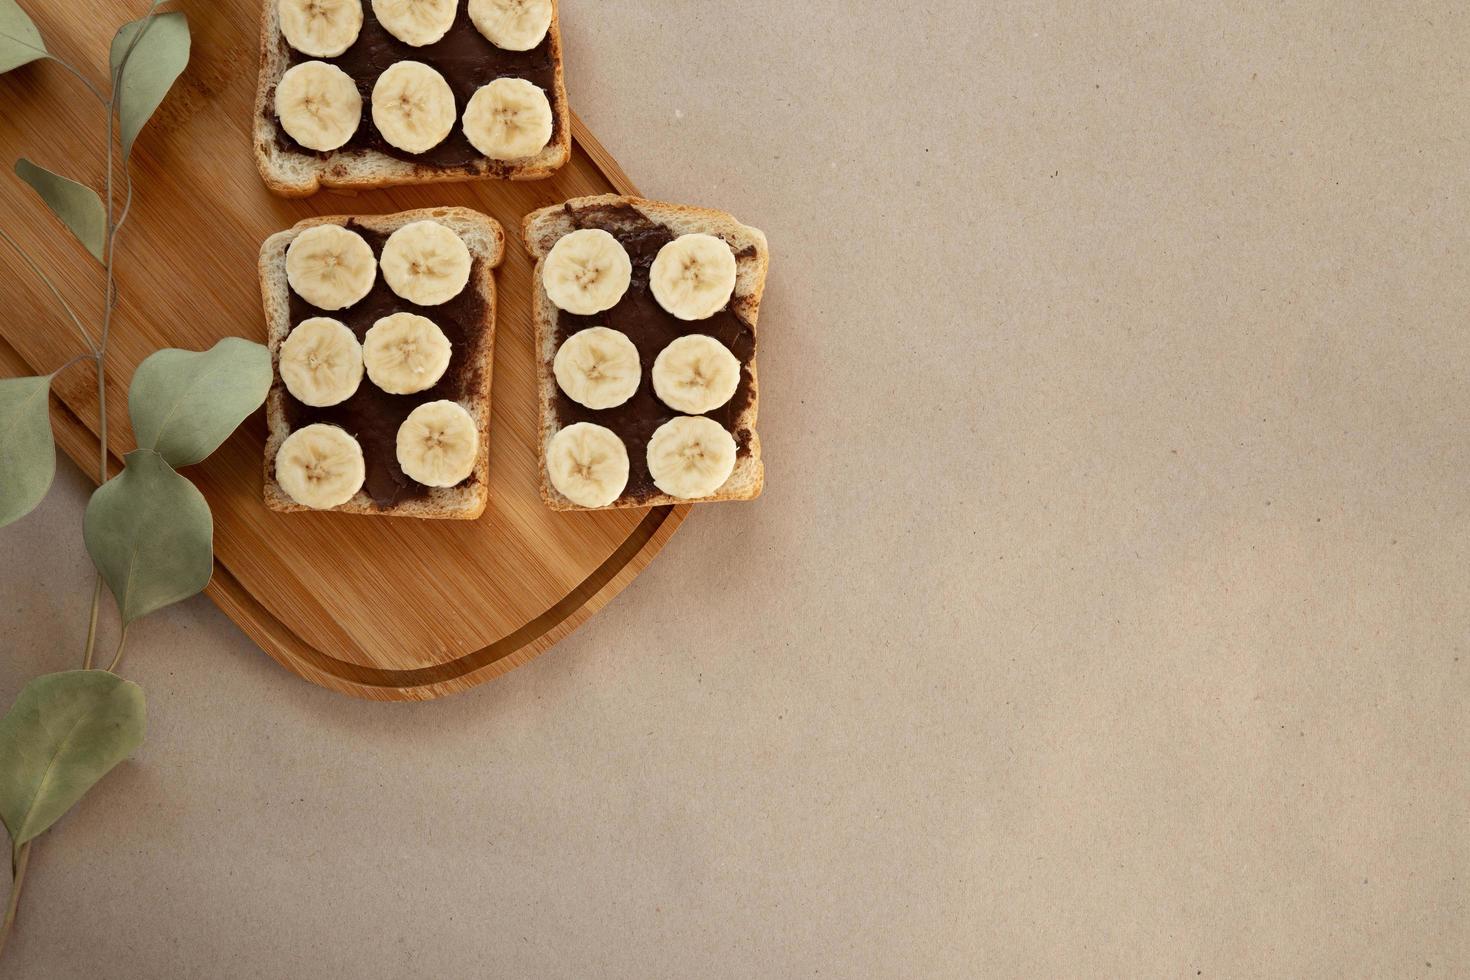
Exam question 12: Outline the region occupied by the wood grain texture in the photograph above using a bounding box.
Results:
[0,2,689,701]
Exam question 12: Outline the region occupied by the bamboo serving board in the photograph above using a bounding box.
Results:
[0,2,689,700]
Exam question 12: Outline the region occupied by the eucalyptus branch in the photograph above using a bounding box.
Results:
[82,3,170,667]
[0,7,260,963]
[83,2,171,670]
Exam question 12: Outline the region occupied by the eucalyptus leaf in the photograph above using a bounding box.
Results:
[84,449,212,624]
[0,374,55,528]
[129,338,271,467]
[110,11,189,160]
[0,0,46,74]
[0,671,145,849]
[15,159,106,262]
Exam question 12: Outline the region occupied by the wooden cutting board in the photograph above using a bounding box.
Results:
[0,2,689,700]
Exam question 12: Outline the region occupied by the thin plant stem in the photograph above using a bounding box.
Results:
[46,55,107,106]
[0,228,96,351]
[81,576,104,669]
[0,34,106,104]
[52,352,92,376]
[113,173,135,244]
[105,625,129,673]
[0,842,31,961]
[104,96,113,258]
[92,353,107,483]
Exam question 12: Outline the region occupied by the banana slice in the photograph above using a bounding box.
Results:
[650,233,738,321]
[554,327,641,410]
[646,416,737,499]
[279,317,364,407]
[286,224,377,310]
[372,0,455,46]
[279,0,362,57]
[363,312,452,394]
[546,422,629,508]
[650,334,741,414]
[396,400,478,487]
[462,77,553,161]
[371,61,456,153]
[379,220,472,306]
[468,0,552,50]
[276,423,365,509]
[541,229,631,315]
[275,61,363,152]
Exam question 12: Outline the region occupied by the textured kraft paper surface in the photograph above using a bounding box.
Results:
[0,2,1467,977]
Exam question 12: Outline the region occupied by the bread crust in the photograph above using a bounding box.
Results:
[254,0,571,197]
[261,207,504,519]
[522,195,769,511]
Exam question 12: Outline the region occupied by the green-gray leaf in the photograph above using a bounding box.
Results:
[110,11,190,160]
[0,374,55,528]
[84,449,212,624]
[0,0,46,74]
[15,159,106,262]
[129,338,271,467]
[0,671,145,849]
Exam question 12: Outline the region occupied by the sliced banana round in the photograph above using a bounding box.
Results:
[468,0,552,50]
[650,233,738,321]
[554,327,641,410]
[647,416,737,500]
[286,224,377,310]
[397,400,478,487]
[276,423,365,509]
[363,312,452,394]
[379,220,471,306]
[279,317,364,407]
[541,229,631,315]
[371,61,456,153]
[275,61,363,152]
[462,77,553,161]
[546,422,629,508]
[279,0,362,57]
[371,0,455,46]
[651,334,740,414]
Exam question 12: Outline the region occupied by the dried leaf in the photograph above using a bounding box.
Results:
[0,671,145,849]
[15,159,106,262]
[0,0,46,74]
[110,11,189,160]
[0,374,55,528]
[129,338,271,467]
[84,449,212,624]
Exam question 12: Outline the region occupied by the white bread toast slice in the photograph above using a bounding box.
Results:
[522,194,768,510]
[260,206,504,518]
[254,0,571,197]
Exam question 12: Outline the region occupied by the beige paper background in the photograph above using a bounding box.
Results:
[2,1,1467,976]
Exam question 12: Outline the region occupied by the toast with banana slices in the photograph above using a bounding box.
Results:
[522,194,769,511]
[260,206,503,519]
[254,0,571,197]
